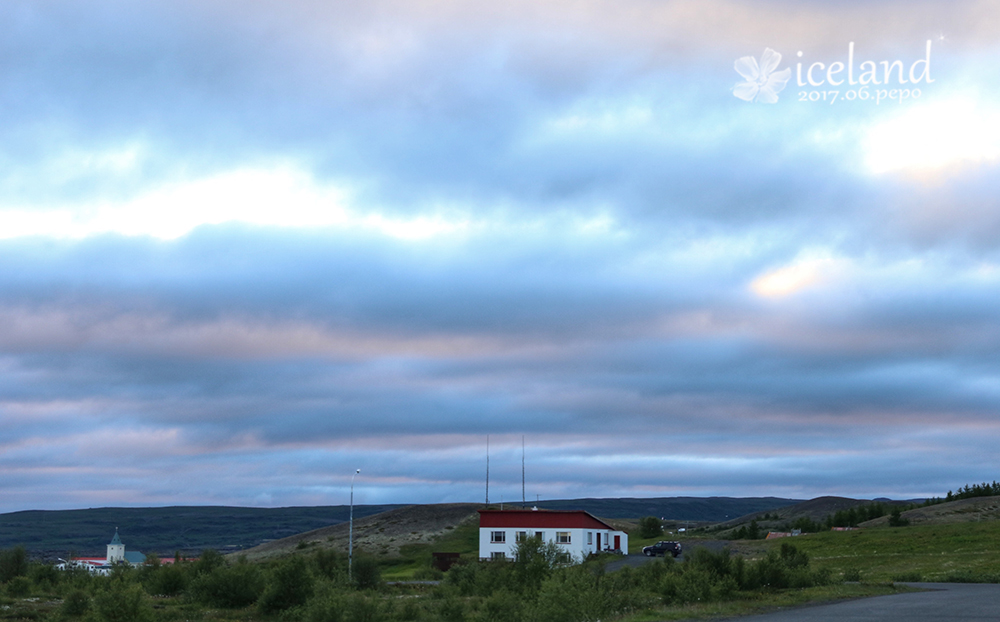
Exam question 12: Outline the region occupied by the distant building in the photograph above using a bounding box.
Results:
[56,529,146,574]
[478,509,628,562]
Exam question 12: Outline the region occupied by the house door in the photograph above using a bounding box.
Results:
[614,535,620,551]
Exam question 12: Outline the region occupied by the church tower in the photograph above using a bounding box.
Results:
[106,528,125,564]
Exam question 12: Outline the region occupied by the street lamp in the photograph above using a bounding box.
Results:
[349,468,360,582]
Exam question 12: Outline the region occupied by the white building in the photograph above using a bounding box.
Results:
[56,529,146,574]
[478,509,628,562]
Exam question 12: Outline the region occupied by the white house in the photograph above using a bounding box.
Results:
[478,509,628,562]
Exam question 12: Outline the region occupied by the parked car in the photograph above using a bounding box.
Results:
[642,540,682,557]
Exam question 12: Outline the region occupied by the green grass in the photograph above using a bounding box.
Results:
[619,583,910,621]
[752,521,1000,583]
[379,519,480,580]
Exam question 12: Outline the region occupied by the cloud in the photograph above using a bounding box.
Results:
[3,0,1000,513]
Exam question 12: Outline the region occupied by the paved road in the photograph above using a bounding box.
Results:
[731,583,1000,621]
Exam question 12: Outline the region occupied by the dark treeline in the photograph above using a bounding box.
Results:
[732,501,912,539]
[924,481,1000,506]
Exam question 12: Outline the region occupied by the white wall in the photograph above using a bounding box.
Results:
[479,527,628,561]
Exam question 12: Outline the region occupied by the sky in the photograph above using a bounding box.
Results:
[1,0,1000,514]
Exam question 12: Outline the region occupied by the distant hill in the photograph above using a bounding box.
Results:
[712,496,928,536]
[0,505,404,557]
[717,496,879,528]
[534,497,800,522]
[1,496,801,558]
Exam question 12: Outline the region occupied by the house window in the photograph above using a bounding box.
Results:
[491,551,506,560]
[515,531,528,543]
[535,531,543,540]
[603,533,608,546]
[587,532,593,545]
[491,531,506,544]
[556,532,571,544]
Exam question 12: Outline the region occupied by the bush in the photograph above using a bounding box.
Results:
[436,594,465,622]
[5,576,31,597]
[0,547,28,583]
[190,561,264,608]
[444,560,511,598]
[259,557,315,613]
[637,516,663,539]
[193,549,225,576]
[30,564,60,591]
[888,508,910,527]
[842,567,862,582]
[146,564,187,596]
[314,549,346,582]
[479,589,523,622]
[352,554,382,590]
[61,589,91,617]
[89,579,153,622]
[513,537,564,592]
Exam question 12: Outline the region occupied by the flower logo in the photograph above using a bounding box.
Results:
[733,48,792,103]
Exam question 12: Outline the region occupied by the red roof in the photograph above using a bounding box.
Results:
[478,509,616,530]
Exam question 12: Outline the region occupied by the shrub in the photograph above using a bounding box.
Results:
[342,591,389,622]
[90,579,153,622]
[193,549,225,576]
[303,588,345,622]
[436,594,465,622]
[479,589,523,622]
[147,564,187,596]
[637,516,663,539]
[513,537,564,592]
[190,561,264,608]
[259,557,315,613]
[314,549,346,582]
[842,567,862,582]
[5,576,31,597]
[0,547,28,583]
[30,563,60,590]
[444,560,511,598]
[888,508,910,527]
[61,589,91,617]
[352,554,382,590]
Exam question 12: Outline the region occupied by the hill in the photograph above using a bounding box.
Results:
[232,503,482,562]
[709,496,920,536]
[0,504,404,558]
[535,496,799,521]
[861,495,1000,527]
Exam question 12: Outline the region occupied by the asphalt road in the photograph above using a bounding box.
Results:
[731,583,1000,621]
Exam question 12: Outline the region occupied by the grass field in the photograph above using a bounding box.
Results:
[620,583,909,622]
[747,521,1000,583]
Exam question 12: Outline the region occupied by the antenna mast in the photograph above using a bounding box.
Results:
[485,434,490,506]
[521,436,526,508]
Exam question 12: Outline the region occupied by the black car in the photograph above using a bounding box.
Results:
[642,540,682,557]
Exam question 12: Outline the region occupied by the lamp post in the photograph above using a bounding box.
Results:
[349,468,360,582]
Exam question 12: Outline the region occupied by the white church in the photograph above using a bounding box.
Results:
[56,529,146,574]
